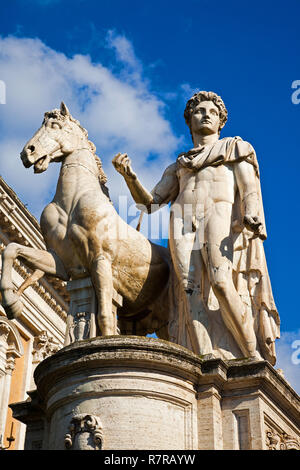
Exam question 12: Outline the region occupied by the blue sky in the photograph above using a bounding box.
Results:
[0,0,299,390]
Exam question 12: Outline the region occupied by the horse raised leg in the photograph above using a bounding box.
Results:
[0,242,69,319]
[17,269,45,296]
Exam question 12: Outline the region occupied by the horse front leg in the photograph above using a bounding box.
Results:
[0,242,69,319]
[17,269,45,296]
[91,256,115,336]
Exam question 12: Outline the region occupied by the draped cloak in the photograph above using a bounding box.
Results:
[166,136,280,363]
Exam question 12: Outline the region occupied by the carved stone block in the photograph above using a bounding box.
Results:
[64,277,122,346]
[64,414,103,450]
[64,277,98,345]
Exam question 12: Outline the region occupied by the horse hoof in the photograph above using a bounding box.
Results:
[4,298,23,319]
[1,290,23,319]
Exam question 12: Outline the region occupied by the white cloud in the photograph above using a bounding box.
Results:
[0,34,182,219]
[275,329,300,393]
[106,30,142,76]
[180,83,200,101]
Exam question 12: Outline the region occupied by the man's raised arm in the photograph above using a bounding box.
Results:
[112,153,179,213]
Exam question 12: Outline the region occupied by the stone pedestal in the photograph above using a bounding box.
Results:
[64,277,122,345]
[10,336,300,450]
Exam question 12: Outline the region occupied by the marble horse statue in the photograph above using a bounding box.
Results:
[0,103,170,338]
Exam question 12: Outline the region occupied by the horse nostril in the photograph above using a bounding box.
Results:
[28,145,35,153]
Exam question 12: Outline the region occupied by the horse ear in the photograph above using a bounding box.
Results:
[60,101,70,117]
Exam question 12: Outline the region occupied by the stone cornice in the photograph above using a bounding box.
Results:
[224,359,300,426]
[34,336,204,397]
[0,176,44,248]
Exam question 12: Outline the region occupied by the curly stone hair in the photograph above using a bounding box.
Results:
[184,91,228,137]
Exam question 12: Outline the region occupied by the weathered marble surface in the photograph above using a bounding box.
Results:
[0,92,279,365]
[0,103,170,341]
[113,91,279,364]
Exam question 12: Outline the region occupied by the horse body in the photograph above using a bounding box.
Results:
[41,151,169,313]
[0,103,170,337]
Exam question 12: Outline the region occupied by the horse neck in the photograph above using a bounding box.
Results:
[54,148,102,210]
[61,146,99,174]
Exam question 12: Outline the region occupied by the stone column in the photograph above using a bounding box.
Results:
[197,385,223,449]
[0,355,15,440]
[0,322,11,439]
[196,359,227,450]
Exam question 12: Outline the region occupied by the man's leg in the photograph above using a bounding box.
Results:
[169,217,213,355]
[201,202,260,359]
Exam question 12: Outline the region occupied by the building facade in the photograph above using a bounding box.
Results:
[0,176,68,450]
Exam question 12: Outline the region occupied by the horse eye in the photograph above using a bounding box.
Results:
[52,122,61,129]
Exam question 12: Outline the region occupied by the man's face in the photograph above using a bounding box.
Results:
[190,100,220,137]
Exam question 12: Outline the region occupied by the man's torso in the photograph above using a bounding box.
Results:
[174,162,237,210]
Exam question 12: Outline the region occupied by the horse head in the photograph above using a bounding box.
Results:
[20,102,95,173]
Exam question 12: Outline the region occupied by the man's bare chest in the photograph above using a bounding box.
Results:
[175,164,236,205]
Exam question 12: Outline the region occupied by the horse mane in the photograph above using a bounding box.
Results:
[44,108,111,200]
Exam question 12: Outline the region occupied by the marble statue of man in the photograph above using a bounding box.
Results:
[112,91,279,364]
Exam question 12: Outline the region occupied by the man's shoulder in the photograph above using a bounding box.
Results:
[222,136,255,155]
[222,135,253,146]
[223,137,259,176]
[163,161,178,174]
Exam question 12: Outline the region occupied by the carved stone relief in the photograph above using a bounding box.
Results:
[64,414,104,450]
[32,330,60,364]
[265,423,300,450]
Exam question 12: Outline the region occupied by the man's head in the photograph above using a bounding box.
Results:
[184,91,228,141]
